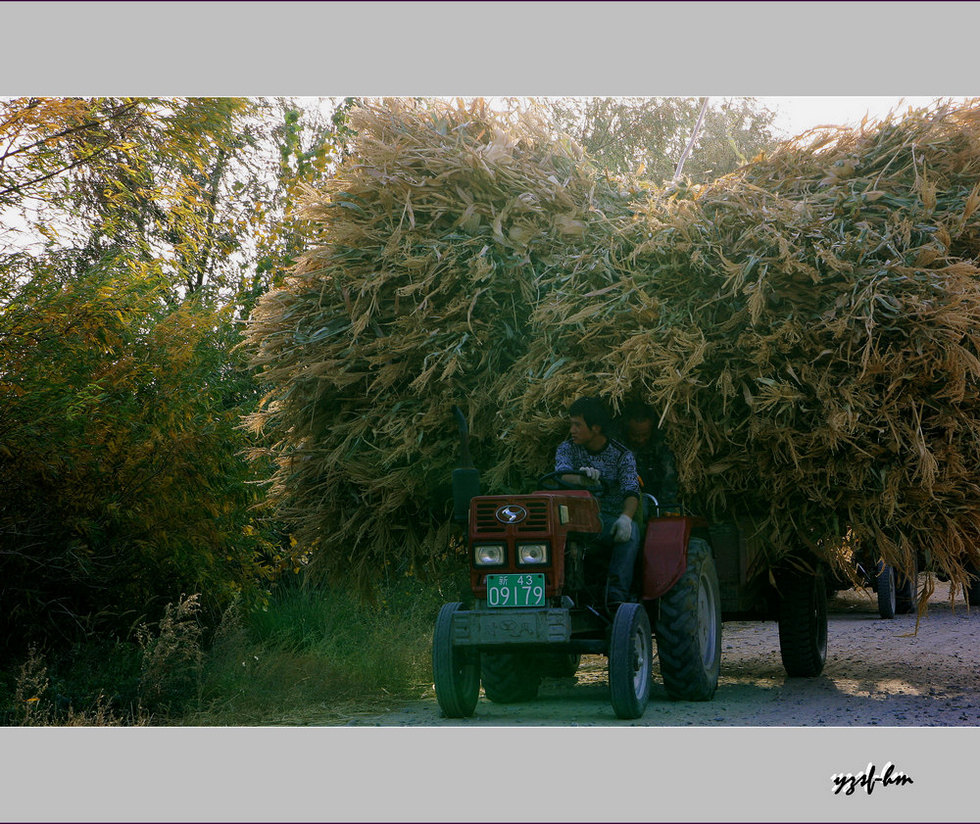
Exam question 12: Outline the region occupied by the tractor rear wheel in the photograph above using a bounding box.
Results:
[609,602,652,719]
[777,566,828,677]
[432,603,480,718]
[538,652,582,679]
[481,652,541,703]
[653,537,721,701]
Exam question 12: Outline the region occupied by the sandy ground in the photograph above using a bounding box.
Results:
[340,577,980,727]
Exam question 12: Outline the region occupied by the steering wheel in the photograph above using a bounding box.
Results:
[537,470,610,497]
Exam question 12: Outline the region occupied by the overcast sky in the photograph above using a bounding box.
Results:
[764,96,973,139]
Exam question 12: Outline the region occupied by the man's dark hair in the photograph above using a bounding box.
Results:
[568,396,611,433]
[622,401,654,424]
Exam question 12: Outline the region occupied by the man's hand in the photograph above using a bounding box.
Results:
[578,466,600,481]
[612,513,633,542]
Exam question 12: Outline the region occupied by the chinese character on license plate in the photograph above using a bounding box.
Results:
[486,573,545,608]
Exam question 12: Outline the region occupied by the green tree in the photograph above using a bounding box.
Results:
[245,97,359,317]
[0,253,286,650]
[0,96,335,651]
[2,96,303,305]
[533,96,778,183]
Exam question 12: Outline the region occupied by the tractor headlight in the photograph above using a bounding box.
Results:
[474,544,505,566]
[517,542,549,565]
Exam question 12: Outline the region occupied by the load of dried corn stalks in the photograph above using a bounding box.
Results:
[246,97,980,597]
[245,98,631,585]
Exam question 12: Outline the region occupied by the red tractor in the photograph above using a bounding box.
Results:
[433,409,828,719]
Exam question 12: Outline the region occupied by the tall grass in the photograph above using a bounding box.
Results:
[1,575,450,726]
[184,577,446,725]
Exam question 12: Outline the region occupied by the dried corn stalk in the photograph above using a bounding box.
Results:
[247,97,980,600]
[499,100,980,595]
[245,98,630,586]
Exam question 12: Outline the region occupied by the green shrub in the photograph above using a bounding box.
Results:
[3,643,147,726]
[137,594,205,717]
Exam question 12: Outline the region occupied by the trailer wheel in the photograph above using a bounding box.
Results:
[966,563,980,607]
[609,602,652,719]
[653,537,721,701]
[777,567,828,677]
[876,563,898,619]
[895,557,918,615]
[481,652,541,703]
[432,602,480,717]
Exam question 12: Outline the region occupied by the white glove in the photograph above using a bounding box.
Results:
[578,466,600,481]
[612,513,633,543]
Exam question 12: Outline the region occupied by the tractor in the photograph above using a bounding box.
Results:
[432,408,829,719]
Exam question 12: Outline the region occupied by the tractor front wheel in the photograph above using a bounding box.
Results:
[432,602,480,718]
[608,602,652,719]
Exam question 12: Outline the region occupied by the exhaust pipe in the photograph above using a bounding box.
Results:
[451,406,480,523]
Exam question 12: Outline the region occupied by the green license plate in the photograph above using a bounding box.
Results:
[486,573,546,608]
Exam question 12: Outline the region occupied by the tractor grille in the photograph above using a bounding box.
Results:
[473,498,550,535]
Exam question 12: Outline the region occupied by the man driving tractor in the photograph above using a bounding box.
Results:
[554,396,641,613]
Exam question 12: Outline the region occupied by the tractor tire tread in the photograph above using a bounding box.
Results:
[608,602,652,719]
[432,602,480,717]
[480,652,541,704]
[653,538,721,702]
[777,569,827,677]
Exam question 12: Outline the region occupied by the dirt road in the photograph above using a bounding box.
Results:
[343,578,980,726]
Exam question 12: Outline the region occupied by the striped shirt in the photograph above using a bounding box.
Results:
[554,437,641,516]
